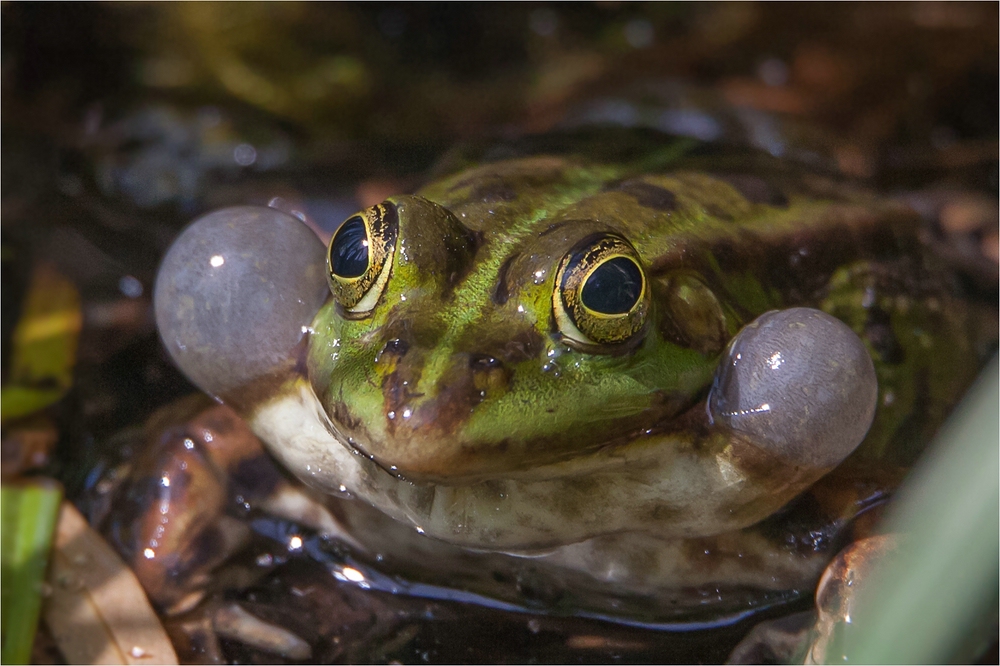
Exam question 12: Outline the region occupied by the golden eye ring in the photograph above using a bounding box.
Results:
[327,202,398,317]
[553,234,649,348]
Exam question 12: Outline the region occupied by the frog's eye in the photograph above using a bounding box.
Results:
[553,234,650,348]
[327,203,398,317]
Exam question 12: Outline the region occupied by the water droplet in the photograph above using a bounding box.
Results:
[119,275,143,298]
[233,143,257,166]
[341,566,365,583]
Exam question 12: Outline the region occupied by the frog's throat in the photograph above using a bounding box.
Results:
[247,378,826,550]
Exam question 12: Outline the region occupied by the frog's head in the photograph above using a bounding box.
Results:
[154,154,878,539]
[308,194,712,480]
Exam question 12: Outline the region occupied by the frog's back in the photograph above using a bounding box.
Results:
[418,128,996,472]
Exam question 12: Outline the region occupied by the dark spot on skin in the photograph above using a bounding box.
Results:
[468,229,486,250]
[864,306,905,365]
[449,173,522,203]
[329,398,364,433]
[539,222,571,237]
[381,369,412,435]
[441,227,483,299]
[405,368,484,439]
[606,180,678,212]
[469,354,502,369]
[704,203,734,222]
[498,328,544,364]
[661,216,917,319]
[380,338,410,359]
[719,174,789,208]
[471,177,518,203]
[492,255,515,305]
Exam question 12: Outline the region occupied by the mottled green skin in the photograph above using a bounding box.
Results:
[307,131,993,493]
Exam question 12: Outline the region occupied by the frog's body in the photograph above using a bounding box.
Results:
[154,129,996,619]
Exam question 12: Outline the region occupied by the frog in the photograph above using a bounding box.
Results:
[153,127,997,623]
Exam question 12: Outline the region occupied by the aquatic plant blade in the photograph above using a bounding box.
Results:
[1,482,62,665]
[833,356,999,663]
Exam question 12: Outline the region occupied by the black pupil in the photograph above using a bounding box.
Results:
[580,257,642,315]
[330,216,369,278]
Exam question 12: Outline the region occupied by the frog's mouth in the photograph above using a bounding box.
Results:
[249,375,833,550]
[317,346,702,483]
[322,305,880,489]
[334,387,702,484]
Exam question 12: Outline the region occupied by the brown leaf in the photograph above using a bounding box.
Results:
[43,502,178,665]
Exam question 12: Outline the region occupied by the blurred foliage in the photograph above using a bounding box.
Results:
[1,265,81,424]
[3,3,997,147]
[838,357,999,664]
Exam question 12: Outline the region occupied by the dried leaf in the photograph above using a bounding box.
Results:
[43,502,178,665]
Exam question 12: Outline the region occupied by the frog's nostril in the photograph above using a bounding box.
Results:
[381,338,409,357]
[469,354,502,370]
[469,354,511,396]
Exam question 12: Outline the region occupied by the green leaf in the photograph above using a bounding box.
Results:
[1,265,81,425]
[1,482,63,665]
[0,388,66,424]
[836,356,999,664]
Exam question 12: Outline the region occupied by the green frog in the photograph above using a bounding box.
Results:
[153,128,996,621]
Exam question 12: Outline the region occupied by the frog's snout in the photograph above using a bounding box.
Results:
[380,345,512,427]
[369,338,516,475]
